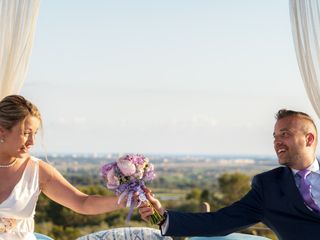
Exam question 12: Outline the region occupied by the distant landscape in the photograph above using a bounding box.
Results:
[34,153,279,240]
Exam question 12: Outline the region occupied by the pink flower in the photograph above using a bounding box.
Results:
[117,156,136,176]
[106,168,120,189]
[146,163,154,172]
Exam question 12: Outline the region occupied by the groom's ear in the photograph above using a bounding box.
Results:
[0,126,6,135]
[306,133,315,147]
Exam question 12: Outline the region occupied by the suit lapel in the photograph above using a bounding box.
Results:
[278,167,320,218]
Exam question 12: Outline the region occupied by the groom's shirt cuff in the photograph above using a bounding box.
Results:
[160,213,169,235]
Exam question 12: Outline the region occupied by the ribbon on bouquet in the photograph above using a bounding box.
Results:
[116,181,147,224]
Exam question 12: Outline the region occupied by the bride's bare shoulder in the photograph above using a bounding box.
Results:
[37,158,60,189]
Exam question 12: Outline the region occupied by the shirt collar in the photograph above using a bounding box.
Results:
[291,159,320,175]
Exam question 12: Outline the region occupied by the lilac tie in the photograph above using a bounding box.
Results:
[297,169,320,212]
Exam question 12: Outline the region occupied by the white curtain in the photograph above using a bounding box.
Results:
[0,0,40,99]
[289,0,320,117]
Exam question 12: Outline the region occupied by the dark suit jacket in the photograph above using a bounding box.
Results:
[163,166,320,240]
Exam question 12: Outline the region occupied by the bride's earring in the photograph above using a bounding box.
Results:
[0,138,4,143]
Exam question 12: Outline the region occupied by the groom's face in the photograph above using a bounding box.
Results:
[273,116,307,168]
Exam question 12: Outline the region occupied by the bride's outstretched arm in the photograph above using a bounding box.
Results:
[39,160,125,215]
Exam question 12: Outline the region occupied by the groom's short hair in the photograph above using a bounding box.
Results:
[275,109,317,136]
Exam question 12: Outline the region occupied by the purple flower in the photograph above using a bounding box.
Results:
[144,163,155,181]
[125,154,147,165]
[101,162,116,176]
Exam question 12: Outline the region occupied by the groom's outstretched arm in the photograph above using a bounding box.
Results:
[140,177,264,237]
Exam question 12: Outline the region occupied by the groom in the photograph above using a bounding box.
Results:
[139,109,320,240]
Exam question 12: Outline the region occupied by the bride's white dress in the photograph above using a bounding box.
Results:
[0,157,41,240]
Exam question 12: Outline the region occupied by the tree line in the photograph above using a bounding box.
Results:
[35,172,276,240]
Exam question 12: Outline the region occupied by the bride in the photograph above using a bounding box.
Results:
[0,95,125,240]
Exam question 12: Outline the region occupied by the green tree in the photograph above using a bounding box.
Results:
[218,172,250,205]
[200,189,210,202]
[186,188,202,201]
[176,200,200,212]
[35,194,50,222]
[51,225,81,240]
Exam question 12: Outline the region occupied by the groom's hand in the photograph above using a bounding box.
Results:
[139,187,165,222]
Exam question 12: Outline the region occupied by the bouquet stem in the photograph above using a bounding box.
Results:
[147,201,164,225]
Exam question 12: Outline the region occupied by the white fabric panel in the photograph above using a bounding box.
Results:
[0,0,40,99]
[289,0,320,117]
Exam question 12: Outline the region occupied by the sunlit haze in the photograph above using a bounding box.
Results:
[22,0,317,156]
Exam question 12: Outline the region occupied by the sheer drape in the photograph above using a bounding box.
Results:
[0,0,40,99]
[289,0,320,117]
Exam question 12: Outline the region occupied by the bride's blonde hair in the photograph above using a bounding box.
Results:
[0,95,42,130]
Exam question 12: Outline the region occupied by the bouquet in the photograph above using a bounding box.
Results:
[100,154,164,224]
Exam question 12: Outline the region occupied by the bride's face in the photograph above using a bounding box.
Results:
[0,116,40,158]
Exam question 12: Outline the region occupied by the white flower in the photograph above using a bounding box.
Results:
[134,169,144,179]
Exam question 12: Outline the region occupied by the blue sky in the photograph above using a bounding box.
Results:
[22,0,316,155]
